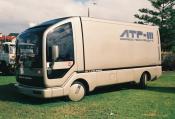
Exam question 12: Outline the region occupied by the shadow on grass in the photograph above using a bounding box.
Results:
[0,83,134,105]
[146,86,175,94]
[88,83,135,96]
[0,72,15,76]
[0,83,68,105]
[87,83,175,96]
[0,83,174,105]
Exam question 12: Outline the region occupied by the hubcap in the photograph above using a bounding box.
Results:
[68,83,85,101]
[144,74,147,85]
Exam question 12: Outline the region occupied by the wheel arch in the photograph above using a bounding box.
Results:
[73,78,90,93]
[142,71,151,81]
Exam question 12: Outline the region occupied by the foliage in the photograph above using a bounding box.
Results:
[171,46,175,53]
[162,52,175,70]
[135,0,175,51]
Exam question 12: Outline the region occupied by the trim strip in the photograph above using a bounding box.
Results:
[77,64,161,73]
[102,64,161,71]
[79,17,86,71]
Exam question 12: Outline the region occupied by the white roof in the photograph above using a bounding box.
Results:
[80,16,158,29]
[2,42,15,45]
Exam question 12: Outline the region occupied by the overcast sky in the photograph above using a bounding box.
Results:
[0,0,152,34]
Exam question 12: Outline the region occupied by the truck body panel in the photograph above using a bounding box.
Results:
[81,18,160,70]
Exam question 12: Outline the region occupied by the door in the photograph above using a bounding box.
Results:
[46,23,75,80]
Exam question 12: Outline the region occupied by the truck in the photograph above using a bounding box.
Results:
[0,42,16,74]
[15,17,162,101]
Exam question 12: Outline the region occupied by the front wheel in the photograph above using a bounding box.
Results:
[139,73,148,89]
[68,82,86,101]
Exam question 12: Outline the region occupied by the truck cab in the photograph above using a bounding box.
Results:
[0,42,16,74]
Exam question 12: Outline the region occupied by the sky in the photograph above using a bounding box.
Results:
[0,0,152,34]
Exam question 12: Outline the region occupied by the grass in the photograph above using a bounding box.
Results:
[0,72,175,119]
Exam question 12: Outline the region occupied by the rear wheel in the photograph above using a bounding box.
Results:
[68,82,86,101]
[139,73,148,89]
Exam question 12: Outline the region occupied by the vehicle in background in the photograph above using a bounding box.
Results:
[15,17,162,101]
[0,42,16,74]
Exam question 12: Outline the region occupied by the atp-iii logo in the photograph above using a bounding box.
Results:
[120,30,154,41]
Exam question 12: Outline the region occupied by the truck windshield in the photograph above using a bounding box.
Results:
[19,43,34,54]
[17,27,47,68]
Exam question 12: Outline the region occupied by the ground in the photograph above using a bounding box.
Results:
[0,72,174,119]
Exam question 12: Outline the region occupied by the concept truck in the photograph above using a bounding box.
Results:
[15,17,162,101]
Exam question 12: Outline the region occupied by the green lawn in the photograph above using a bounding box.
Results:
[0,72,175,119]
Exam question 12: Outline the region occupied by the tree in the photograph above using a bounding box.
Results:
[134,0,175,51]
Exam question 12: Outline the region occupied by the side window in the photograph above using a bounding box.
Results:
[46,23,74,62]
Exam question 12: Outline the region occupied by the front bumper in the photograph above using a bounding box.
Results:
[15,83,64,98]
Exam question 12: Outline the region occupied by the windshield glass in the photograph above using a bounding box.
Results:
[19,43,34,54]
[17,27,47,68]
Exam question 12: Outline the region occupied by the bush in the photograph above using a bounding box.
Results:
[171,46,175,54]
[162,52,175,71]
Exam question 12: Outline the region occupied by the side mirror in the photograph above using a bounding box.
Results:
[52,45,59,62]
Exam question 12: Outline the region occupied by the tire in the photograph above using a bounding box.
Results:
[139,73,148,89]
[7,65,15,75]
[68,82,86,101]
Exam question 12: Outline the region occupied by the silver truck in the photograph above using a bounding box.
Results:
[15,17,162,101]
